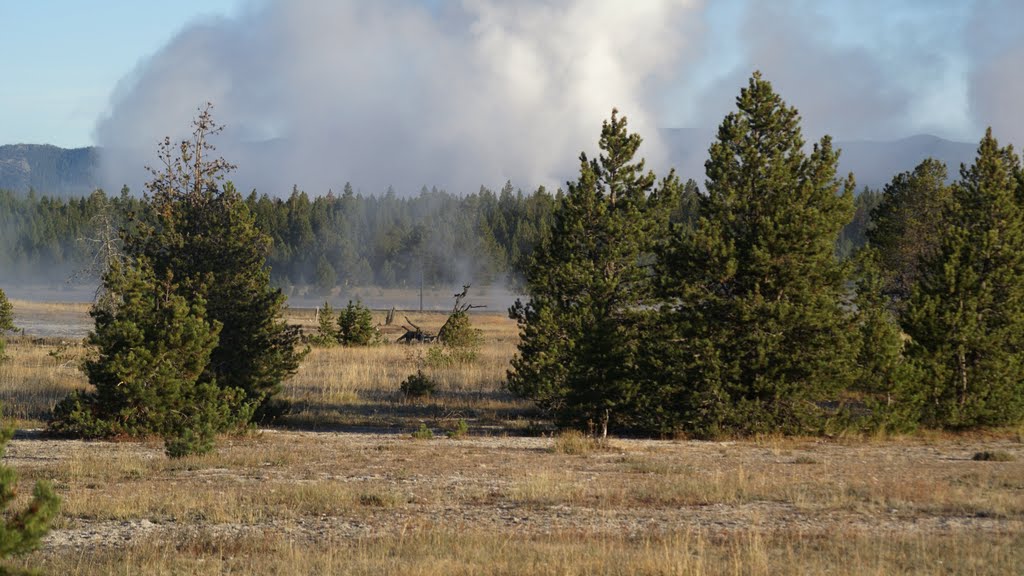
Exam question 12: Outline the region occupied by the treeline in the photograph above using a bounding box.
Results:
[0,184,560,289]
[246,183,557,289]
[509,73,1024,437]
[2,179,871,292]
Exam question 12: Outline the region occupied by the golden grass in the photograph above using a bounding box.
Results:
[280,310,528,430]
[1,299,1022,574]
[14,529,1024,576]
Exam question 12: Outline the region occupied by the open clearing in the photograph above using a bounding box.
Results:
[1,303,1022,574]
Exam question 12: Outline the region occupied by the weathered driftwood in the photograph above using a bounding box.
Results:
[396,316,436,344]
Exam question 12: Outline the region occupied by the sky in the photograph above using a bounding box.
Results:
[2,0,1021,194]
[2,1,244,148]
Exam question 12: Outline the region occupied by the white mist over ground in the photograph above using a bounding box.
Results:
[95,0,1024,196]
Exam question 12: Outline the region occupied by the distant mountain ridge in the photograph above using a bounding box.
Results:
[0,135,978,198]
[661,129,977,192]
[833,135,976,191]
[0,144,99,196]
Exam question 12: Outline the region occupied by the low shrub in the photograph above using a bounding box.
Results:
[972,450,1015,462]
[411,423,434,440]
[446,419,470,439]
[400,370,438,399]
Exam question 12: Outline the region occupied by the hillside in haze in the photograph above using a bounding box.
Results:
[661,130,977,192]
[0,135,978,197]
[0,144,99,196]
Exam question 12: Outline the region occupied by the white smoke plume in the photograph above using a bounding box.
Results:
[96,0,700,196]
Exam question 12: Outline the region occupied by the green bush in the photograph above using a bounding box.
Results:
[400,370,438,399]
[411,423,434,440]
[446,419,470,439]
[47,260,253,457]
[438,310,481,350]
[423,346,455,368]
[430,310,482,365]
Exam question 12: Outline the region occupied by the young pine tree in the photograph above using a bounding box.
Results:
[904,129,1024,428]
[658,73,856,437]
[508,110,679,437]
[0,412,60,568]
[312,301,340,346]
[0,288,13,360]
[49,260,253,456]
[337,300,378,346]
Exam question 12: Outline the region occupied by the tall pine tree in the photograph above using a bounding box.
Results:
[127,105,304,421]
[508,110,678,436]
[904,129,1024,428]
[658,73,856,436]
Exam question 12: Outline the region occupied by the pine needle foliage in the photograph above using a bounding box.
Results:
[0,289,13,361]
[0,413,60,572]
[508,109,680,437]
[48,260,253,457]
[903,129,1024,428]
[657,73,856,437]
[337,300,379,346]
[125,104,305,422]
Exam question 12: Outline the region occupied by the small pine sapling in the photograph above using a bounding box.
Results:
[0,409,60,568]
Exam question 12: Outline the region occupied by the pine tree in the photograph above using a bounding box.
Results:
[867,158,952,308]
[337,300,378,346]
[658,73,856,436]
[904,129,1024,428]
[0,290,13,333]
[850,249,922,430]
[48,259,253,456]
[508,110,679,437]
[312,301,340,346]
[0,289,13,361]
[0,412,60,568]
[127,105,304,421]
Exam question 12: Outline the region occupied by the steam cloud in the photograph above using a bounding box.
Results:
[95,0,1024,196]
[96,0,699,195]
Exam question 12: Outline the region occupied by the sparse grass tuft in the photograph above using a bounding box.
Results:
[550,429,609,455]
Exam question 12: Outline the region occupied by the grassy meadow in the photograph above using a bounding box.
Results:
[0,299,1021,574]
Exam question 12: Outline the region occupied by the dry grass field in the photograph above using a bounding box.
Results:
[0,300,1022,574]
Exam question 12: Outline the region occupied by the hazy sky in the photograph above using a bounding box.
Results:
[2,0,1021,194]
